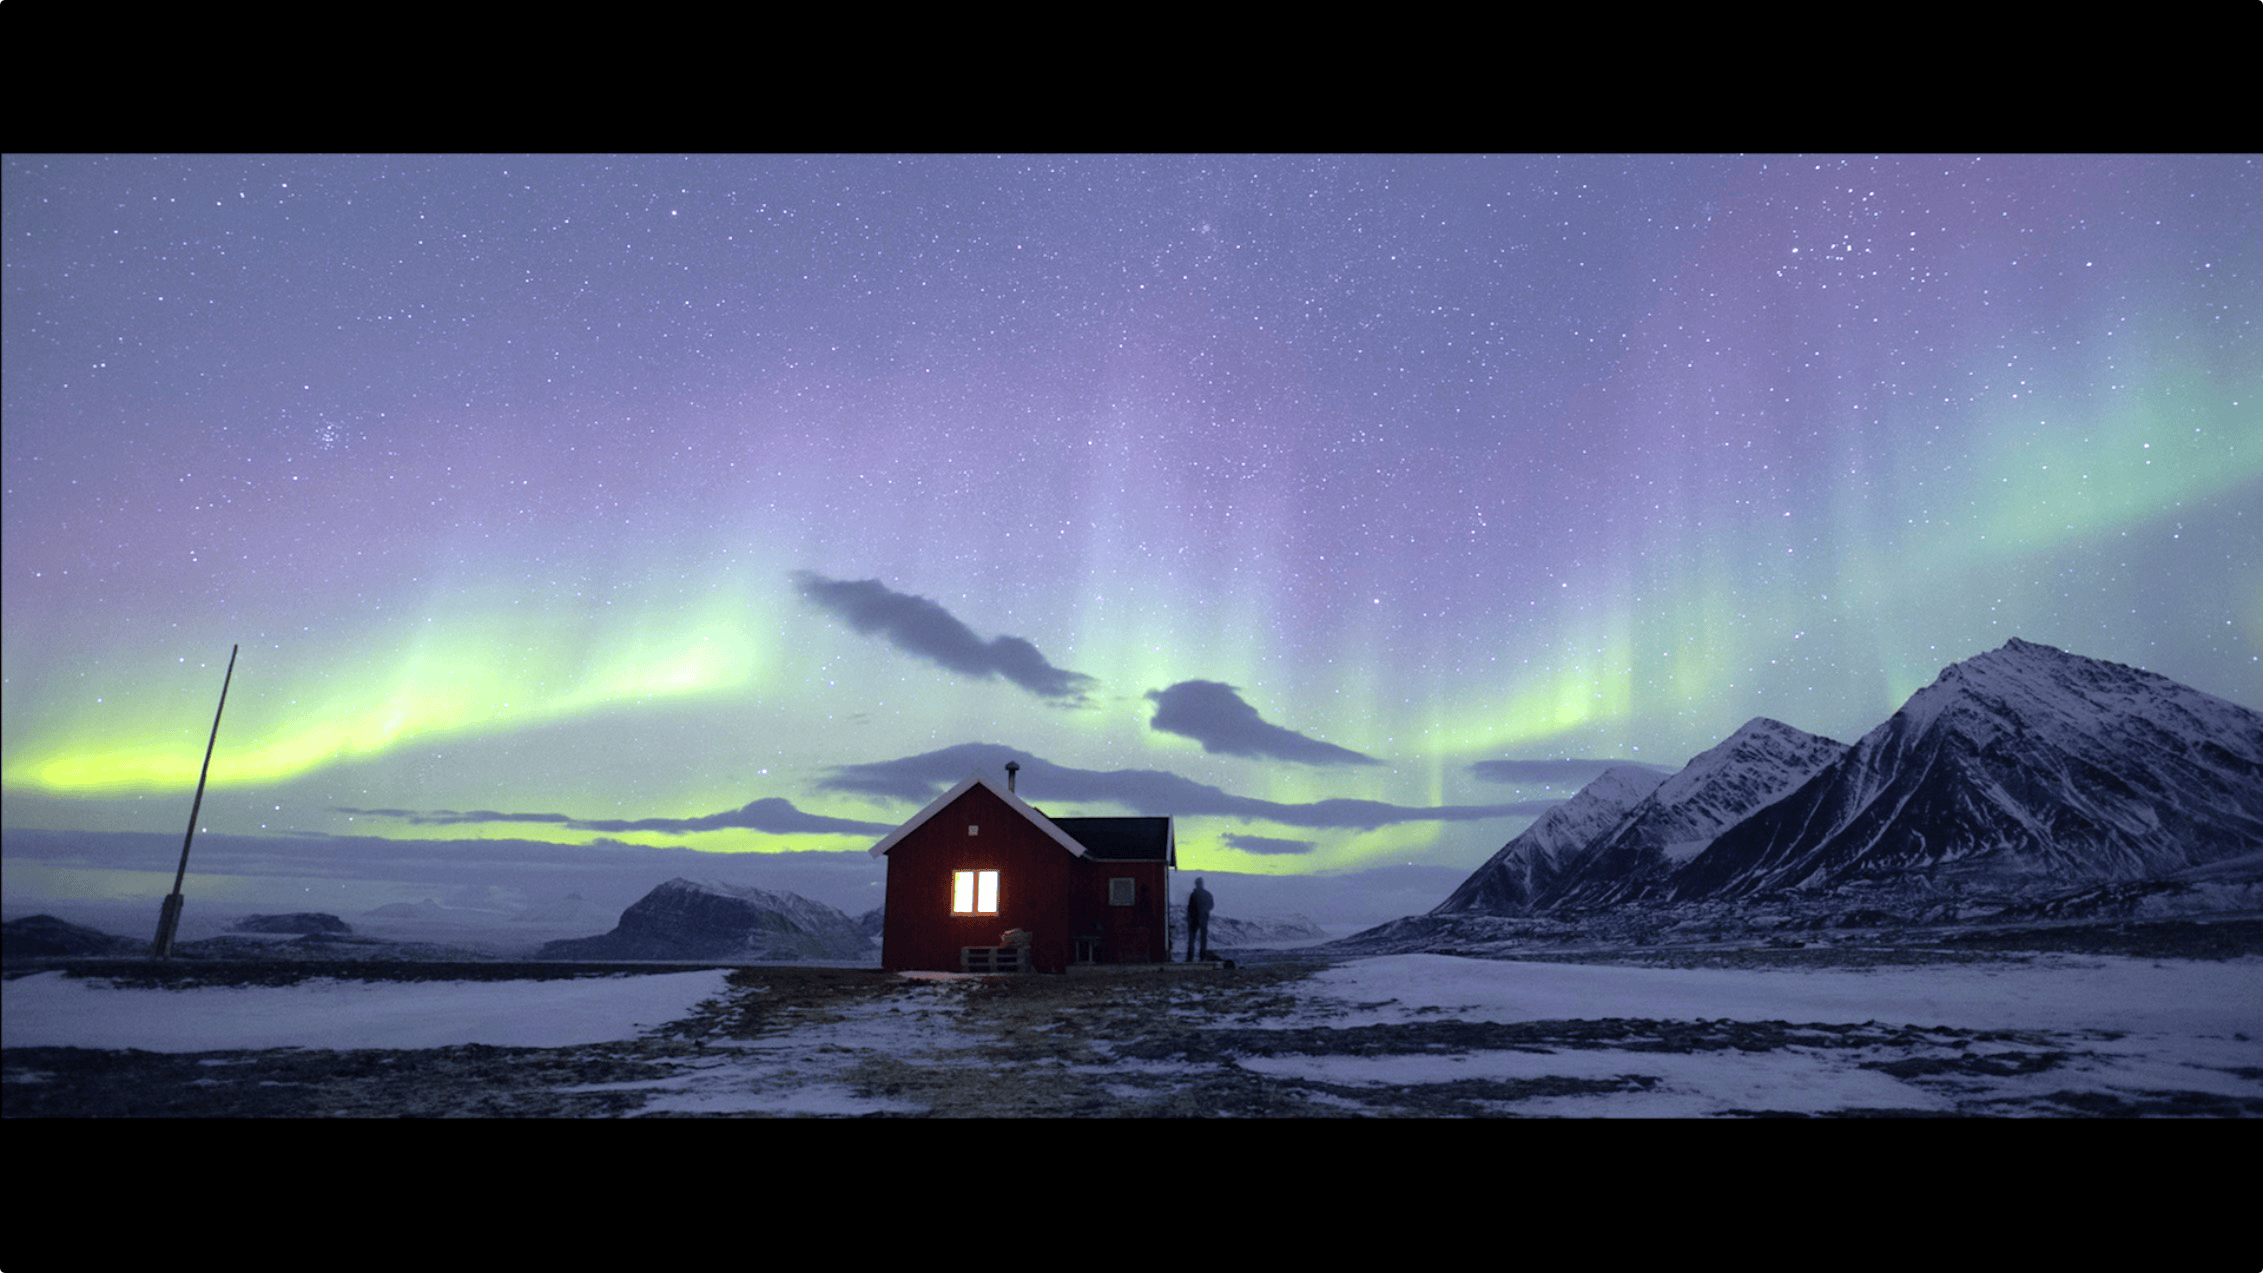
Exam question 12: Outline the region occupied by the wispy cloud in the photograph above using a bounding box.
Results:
[336,808,568,827]
[821,743,1553,831]
[565,798,894,836]
[335,797,892,838]
[792,571,1096,704]
[1221,833,1317,855]
[1468,757,1676,785]
[1145,680,1380,765]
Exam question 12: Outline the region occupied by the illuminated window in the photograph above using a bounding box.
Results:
[953,870,999,914]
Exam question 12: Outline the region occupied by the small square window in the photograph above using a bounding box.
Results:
[953,870,999,914]
[1109,877,1136,907]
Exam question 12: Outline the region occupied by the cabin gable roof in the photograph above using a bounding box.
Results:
[865,771,1090,861]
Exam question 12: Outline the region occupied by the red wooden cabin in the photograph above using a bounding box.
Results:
[869,771,1174,974]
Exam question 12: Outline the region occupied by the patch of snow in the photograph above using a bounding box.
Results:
[1220,953,2263,1115]
[1,970,734,1052]
[1238,1046,1946,1117]
[1275,953,2263,1038]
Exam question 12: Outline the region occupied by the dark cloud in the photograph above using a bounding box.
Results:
[1145,680,1380,765]
[821,742,1553,831]
[1221,833,1316,856]
[335,798,891,838]
[792,571,1096,704]
[1469,757,1676,786]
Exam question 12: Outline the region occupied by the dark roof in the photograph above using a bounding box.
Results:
[1047,816,1174,863]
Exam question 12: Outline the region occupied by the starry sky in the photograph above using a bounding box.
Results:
[4,154,2258,915]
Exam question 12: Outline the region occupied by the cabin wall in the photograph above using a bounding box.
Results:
[879,784,1079,974]
[1069,859,1170,963]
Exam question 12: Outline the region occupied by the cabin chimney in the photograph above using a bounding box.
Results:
[1004,760,1020,794]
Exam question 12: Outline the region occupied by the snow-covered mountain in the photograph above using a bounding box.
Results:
[1435,640,2262,922]
[537,878,874,961]
[1430,766,1668,916]
[1546,718,1849,910]
[1667,638,2263,902]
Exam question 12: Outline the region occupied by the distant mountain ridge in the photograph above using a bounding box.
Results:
[233,912,351,935]
[537,878,873,961]
[1669,638,2263,901]
[1431,640,2263,925]
[1431,766,1670,916]
[3,914,143,958]
[1543,717,1853,910]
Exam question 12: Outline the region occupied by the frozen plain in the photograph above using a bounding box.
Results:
[1234,953,2263,1116]
[7,951,2260,1116]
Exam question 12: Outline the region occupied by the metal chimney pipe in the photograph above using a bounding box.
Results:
[1004,760,1020,793]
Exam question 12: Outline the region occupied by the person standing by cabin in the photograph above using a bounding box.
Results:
[1185,876,1214,962]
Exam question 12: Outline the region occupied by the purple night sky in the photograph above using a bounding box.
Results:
[4,154,2256,922]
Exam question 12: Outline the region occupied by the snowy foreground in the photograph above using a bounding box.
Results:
[7,954,2260,1116]
[1243,954,2263,1116]
[3,968,736,1053]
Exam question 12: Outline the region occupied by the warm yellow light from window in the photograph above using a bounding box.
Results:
[953,870,999,914]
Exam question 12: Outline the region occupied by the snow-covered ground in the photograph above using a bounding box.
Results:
[1238,953,2263,1116]
[7,954,2259,1116]
[2,969,736,1052]
[1283,952,2262,1036]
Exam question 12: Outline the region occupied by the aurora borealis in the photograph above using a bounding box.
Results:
[4,154,2257,921]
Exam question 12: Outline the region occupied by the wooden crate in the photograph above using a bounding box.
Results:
[961,944,1032,974]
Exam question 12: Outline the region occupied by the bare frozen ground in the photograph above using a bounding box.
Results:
[5,951,2260,1116]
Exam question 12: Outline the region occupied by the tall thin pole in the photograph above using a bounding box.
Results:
[151,644,237,959]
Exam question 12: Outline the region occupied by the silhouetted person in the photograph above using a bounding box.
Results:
[1186,876,1214,962]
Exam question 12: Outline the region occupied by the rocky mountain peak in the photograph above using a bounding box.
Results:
[1675,642,2263,901]
[1429,764,1669,916]
[1437,640,2261,922]
[1886,637,2254,760]
[1535,719,1847,911]
[1645,718,1844,807]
